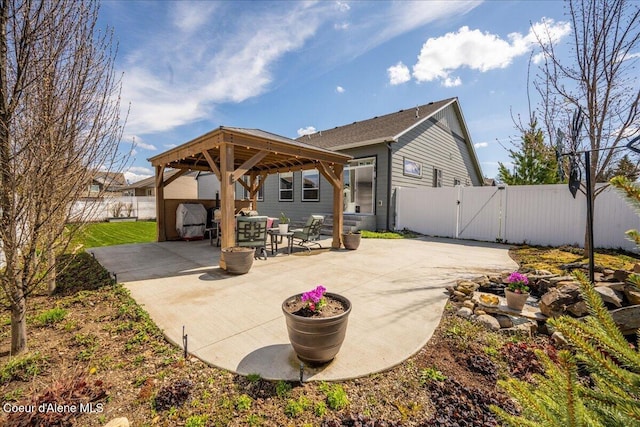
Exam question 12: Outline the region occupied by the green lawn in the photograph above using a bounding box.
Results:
[68,221,156,251]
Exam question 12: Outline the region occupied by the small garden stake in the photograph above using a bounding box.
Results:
[299,362,304,384]
[182,326,188,359]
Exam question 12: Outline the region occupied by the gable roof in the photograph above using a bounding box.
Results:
[297,98,457,150]
[92,171,126,189]
[124,169,194,189]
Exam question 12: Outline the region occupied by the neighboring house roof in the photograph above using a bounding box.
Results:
[92,171,126,190]
[124,169,189,190]
[296,97,483,181]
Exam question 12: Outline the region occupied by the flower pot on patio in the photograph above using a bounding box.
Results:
[505,289,529,311]
[282,292,351,365]
[342,232,361,250]
[221,247,254,274]
[278,223,289,234]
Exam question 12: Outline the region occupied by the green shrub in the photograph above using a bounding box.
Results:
[185,414,208,427]
[275,380,291,398]
[493,272,640,426]
[320,383,349,410]
[0,352,47,384]
[33,307,68,326]
[235,394,252,411]
[419,367,447,384]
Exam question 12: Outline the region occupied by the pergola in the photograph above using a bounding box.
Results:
[148,126,352,265]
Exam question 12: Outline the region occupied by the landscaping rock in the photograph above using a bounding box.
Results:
[474,309,487,316]
[457,280,480,295]
[634,263,640,273]
[595,282,626,291]
[549,275,576,284]
[452,290,466,300]
[533,278,552,294]
[551,331,570,349]
[104,418,129,427]
[624,287,640,305]
[566,300,589,317]
[462,300,475,310]
[614,269,631,282]
[456,307,473,319]
[475,314,500,331]
[494,314,513,329]
[539,284,581,317]
[594,286,624,308]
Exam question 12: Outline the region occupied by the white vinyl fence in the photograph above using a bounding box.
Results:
[70,196,157,222]
[395,184,640,253]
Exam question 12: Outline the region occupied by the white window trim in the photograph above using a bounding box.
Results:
[279,172,294,201]
[301,169,320,202]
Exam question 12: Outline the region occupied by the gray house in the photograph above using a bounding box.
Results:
[197,97,483,231]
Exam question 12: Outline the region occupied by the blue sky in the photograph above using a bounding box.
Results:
[98,0,572,183]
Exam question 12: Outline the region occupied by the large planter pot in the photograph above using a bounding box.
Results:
[221,247,254,274]
[342,232,361,250]
[505,289,529,311]
[282,293,351,365]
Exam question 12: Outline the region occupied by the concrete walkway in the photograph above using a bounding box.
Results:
[90,236,517,381]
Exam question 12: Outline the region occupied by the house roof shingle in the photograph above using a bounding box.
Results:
[296,97,456,150]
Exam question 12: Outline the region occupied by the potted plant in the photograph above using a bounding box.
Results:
[504,271,530,311]
[342,231,361,250]
[221,246,255,274]
[282,285,351,365]
[278,212,290,234]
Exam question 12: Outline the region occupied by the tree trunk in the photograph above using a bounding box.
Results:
[10,283,27,354]
[47,247,56,295]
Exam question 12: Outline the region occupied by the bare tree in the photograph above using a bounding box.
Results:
[533,0,640,254]
[0,0,127,355]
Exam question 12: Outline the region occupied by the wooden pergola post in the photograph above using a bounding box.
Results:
[219,142,235,253]
[318,162,344,249]
[155,165,166,242]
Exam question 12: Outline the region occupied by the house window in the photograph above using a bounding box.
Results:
[302,169,319,201]
[433,168,443,187]
[89,184,100,193]
[242,176,264,201]
[279,172,293,201]
[145,188,153,196]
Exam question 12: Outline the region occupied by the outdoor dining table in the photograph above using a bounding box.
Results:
[267,228,294,255]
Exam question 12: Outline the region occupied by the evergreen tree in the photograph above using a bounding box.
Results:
[493,176,640,426]
[498,118,561,185]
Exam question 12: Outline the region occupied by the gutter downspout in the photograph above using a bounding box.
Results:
[386,142,393,231]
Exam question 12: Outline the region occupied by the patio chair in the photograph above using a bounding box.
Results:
[291,215,325,252]
[236,215,269,260]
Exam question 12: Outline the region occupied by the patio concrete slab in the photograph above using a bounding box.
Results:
[90,236,517,381]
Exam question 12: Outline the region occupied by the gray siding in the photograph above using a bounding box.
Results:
[254,173,333,224]
[253,143,390,231]
[392,104,482,190]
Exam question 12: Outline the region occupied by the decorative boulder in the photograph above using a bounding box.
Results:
[475,314,500,331]
[456,280,480,295]
[539,283,581,317]
[594,286,624,308]
[625,286,640,305]
[456,307,473,319]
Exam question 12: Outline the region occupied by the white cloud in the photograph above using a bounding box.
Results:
[334,22,349,30]
[474,142,489,148]
[410,18,570,86]
[119,2,336,135]
[171,1,219,33]
[124,166,154,183]
[297,126,317,137]
[336,1,350,12]
[443,77,462,87]
[336,86,345,93]
[387,62,411,85]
